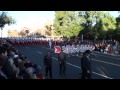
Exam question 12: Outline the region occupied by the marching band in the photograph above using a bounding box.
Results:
[2,37,119,55]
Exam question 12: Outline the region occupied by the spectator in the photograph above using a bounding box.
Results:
[0,39,45,79]
[0,54,7,79]
[22,68,31,79]
[1,47,17,79]
[25,68,35,79]
[36,66,44,79]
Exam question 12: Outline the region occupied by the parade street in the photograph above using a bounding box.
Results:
[15,45,120,79]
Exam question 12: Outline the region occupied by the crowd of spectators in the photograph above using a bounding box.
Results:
[0,39,44,79]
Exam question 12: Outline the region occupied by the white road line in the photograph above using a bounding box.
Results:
[92,72,113,79]
[67,62,81,69]
[93,50,120,56]
[76,55,120,67]
[36,51,43,54]
[91,53,97,56]
[92,59,120,67]
[51,57,113,79]
[92,52,120,60]
[39,46,120,67]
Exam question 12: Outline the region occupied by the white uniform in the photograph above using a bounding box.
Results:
[49,40,52,49]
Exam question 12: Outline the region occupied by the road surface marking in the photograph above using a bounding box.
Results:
[77,55,120,67]
[51,57,113,79]
[92,59,120,67]
[92,72,113,79]
[36,51,43,54]
[91,52,120,60]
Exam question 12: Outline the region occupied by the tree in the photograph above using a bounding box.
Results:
[54,11,83,38]
[78,11,97,39]
[54,11,117,40]
[78,11,116,40]
[113,16,120,41]
[0,12,15,38]
[45,21,54,36]
[96,12,116,39]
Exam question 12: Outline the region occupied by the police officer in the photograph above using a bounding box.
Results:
[58,50,67,75]
[44,51,52,79]
[81,50,91,79]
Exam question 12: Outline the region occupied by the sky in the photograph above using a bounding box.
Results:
[1,11,55,37]
[0,11,119,37]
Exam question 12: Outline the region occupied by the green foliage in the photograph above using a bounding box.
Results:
[0,11,15,38]
[0,12,15,29]
[54,11,83,38]
[113,16,120,40]
[54,11,118,40]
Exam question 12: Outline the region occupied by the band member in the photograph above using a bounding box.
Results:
[44,51,52,79]
[81,50,91,79]
[58,50,67,75]
[49,40,52,49]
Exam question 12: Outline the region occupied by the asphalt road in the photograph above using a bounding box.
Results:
[15,45,120,79]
